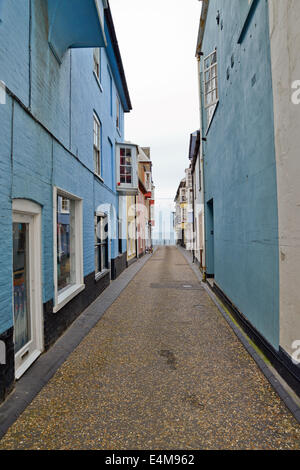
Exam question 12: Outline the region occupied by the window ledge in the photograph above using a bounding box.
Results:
[53,283,85,313]
[94,172,104,183]
[206,101,219,136]
[237,0,258,44]
[93,71,103,93]
[95,269,110,282]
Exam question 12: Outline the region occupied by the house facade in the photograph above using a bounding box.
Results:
[189,130,205,270]
[0,0,135,402]
[174,171,193,249]
[137,147,153,256]
[196,0,300,393]
[126,145,154,263]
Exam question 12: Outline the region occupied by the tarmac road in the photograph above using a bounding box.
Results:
[0,246,299,450]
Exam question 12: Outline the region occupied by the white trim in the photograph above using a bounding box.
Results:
[94,172,104,183]
[53,284,85,314]
[94,0,107,47]
[12,200,44,379]
[93,71,103,93]
[95,268,110,282]
[12,199,42,215]
[53,187,84,313]
[203,49,218,109]
[15,350,41,380]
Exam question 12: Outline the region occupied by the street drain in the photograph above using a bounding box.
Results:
[150,283,200,290]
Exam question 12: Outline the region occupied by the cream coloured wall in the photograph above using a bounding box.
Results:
[269,0,300,357]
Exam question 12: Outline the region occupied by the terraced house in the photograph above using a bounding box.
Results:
[195,0,300,395]
[0,0,138,402]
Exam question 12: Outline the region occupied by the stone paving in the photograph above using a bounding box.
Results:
[0,246,299,449]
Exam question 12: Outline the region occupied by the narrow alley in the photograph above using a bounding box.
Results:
[0,246,299,450]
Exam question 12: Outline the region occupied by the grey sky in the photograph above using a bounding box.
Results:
[110,0,202,204]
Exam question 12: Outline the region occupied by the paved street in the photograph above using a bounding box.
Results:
[0,246,299,450]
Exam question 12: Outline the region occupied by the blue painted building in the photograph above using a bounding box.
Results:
[0,0,134,400]
[196,0,300,395]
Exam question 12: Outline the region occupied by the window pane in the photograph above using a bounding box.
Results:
[95,246,100,274]
[204,57,210,69]
[95,215,108,274]
[13,222,30,352]
[57,195,72,291]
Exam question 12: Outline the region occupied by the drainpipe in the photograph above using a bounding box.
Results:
[192,171,195,263]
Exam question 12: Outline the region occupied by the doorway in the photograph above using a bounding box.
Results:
[12,200,43,379]
[206,199,214,277]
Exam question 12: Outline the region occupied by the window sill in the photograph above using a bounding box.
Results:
[95,269,110,282]
[93,71,103,93]
[205,100,219,136]
[53,283,85,313]
[94,172,104,183]
[237,0,258,44]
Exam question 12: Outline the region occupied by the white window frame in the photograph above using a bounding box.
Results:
[95,212,110,279]
[93,48,101,81]
[60,197,70,214]
[93,113,101,178]
[53,187,84,313]
[12,199,44,379]
[203,49,218,109]
[116,95,120,131]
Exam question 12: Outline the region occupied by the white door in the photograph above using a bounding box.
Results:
[13,200,43,379]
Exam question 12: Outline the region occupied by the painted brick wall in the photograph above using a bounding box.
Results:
[201,0,279,348]
[0,0,127,336]
[0,96,13,334]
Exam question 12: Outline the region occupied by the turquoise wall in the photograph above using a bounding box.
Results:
[201,0,279,348]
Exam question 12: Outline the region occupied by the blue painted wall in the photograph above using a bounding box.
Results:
[201,0,279,348]
[0,0,128,335]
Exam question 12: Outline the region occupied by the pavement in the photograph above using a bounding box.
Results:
[0,246,299,450]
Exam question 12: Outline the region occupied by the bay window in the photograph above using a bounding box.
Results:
[116,143,138,195]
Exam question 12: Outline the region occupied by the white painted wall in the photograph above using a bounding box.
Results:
[268,0,300,358]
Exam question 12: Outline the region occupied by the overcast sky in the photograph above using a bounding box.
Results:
[110,0,202,206]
